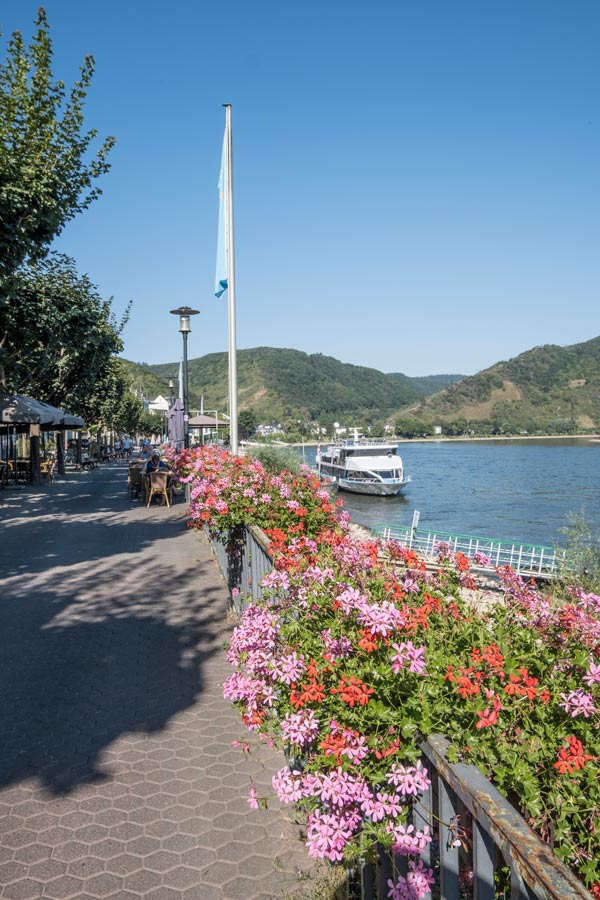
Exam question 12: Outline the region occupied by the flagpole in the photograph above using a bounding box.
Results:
[224,103,238,455]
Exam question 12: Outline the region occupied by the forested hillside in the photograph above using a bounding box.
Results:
[397,337,600,435]
[123,348,442,425]
[123,337,600,436]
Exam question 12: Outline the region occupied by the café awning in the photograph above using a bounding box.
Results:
[188,414,229,428]
[0,393,84,429]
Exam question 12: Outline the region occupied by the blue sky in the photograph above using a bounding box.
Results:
[2,0,599,376]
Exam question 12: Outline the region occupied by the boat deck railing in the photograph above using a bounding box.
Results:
[326,438,398,449]
[373,522,561,578]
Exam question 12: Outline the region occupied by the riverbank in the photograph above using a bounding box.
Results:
[286,434,600,447]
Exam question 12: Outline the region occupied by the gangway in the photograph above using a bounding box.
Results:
[372,518,561,579]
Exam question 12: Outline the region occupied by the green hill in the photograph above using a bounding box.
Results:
[122,338,600,435]
[388,372,464,395]
[122,348,451,424]
[400,336,600,435]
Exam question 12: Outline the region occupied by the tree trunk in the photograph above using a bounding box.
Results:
[56,431,66,476]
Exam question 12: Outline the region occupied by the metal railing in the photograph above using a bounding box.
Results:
[353,735,590,900]
[373,523,561,578]
[206,524,272,614]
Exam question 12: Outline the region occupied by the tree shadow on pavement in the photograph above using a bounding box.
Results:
[0,465,232,796]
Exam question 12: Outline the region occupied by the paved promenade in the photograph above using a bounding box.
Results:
[0,463,321,900]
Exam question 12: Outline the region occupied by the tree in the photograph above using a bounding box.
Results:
[1,253,128,420]
[238,409,257,440]
[0,8,115,279]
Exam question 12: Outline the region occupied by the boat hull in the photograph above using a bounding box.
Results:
[319,473,410,496]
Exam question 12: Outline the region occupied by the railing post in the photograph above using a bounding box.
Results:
[438,775,460,898]
[473,820,495,900]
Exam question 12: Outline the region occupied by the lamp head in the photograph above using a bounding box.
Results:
[170,306,199,334]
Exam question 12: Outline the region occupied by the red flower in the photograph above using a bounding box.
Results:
[332,675,374,707]
[554,736,593,775]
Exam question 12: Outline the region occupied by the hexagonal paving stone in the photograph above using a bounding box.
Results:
[125,836,162,857]
[77,797,113,815]
[72,824,110,844]
[110,795,146,813]
[1,877,44,900]
[159,833,199,854]
[80,872,124,896]
[222,874,274,900]
[178,846,218,870]
[122,868,161,893]
[52,842,90,864]
[143,850,180,873]
[107,822,141,842]
[143,819,180,839]
[159,781,190,797]
[103,853,143,877]
[43,874,85,899]
[126,807,160,826]
[25,857,67,882]
[159,806,196,824]
[196,859,241,887]
[87,838,123,861]
[57,810,97,830]
[144,888,181,900]
[0,860,29,885]
[66,857,107,879]
[211,811,248,832]
[207,786,242,804]
[93,808,129,828]
[129,783,161,799]
[2,829,38,850]
[161,865,204,890]
[144,795,176,811]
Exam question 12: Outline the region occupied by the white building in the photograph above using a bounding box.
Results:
[148,394,170,416]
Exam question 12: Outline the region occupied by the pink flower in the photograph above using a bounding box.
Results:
[390,641,427,675]
[583,659,600,687]
[559,689,597,718]
[272,767,305,804]
[247,787,259,809]
[281,710,320,747]
[386,761,430,796]
[388,823,432,856]
[387,859,435,899]
[305,810,355,862]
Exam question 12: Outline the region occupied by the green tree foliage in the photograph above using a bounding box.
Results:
[1,253,127,420]
[409,338,600,435]
[555,511,600,596]
[0,8,114,279]
[238,409,257,440]
[246,444,302,475]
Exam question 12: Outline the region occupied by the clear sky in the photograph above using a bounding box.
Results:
[2,0,599,376]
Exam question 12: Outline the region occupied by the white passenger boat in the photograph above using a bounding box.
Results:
[316,438,410,496]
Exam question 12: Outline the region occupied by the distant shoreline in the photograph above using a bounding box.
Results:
[286,434,600,448]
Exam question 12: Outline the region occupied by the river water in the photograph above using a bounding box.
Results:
[297,438,600,548]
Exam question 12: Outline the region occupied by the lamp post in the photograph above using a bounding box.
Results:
[170,306,199,449]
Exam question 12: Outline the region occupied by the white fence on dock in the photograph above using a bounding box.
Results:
[373,521,561,578]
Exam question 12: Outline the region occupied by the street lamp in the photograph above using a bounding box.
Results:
[170,306,199,449]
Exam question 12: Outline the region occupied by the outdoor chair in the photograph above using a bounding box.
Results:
[146,470,171,508]
[128,465,143,500]
[41,459,56,483]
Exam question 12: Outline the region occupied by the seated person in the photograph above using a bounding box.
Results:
[145,453,168,475]
[140,445,152,461]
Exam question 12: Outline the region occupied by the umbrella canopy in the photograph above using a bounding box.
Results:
[167,399,184,451]
[0,393,84,429]
[188,413,229,428]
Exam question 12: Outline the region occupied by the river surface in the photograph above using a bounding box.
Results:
[297,438,600,548]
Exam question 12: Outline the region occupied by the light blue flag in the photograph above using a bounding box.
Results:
[214,129,228,298]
